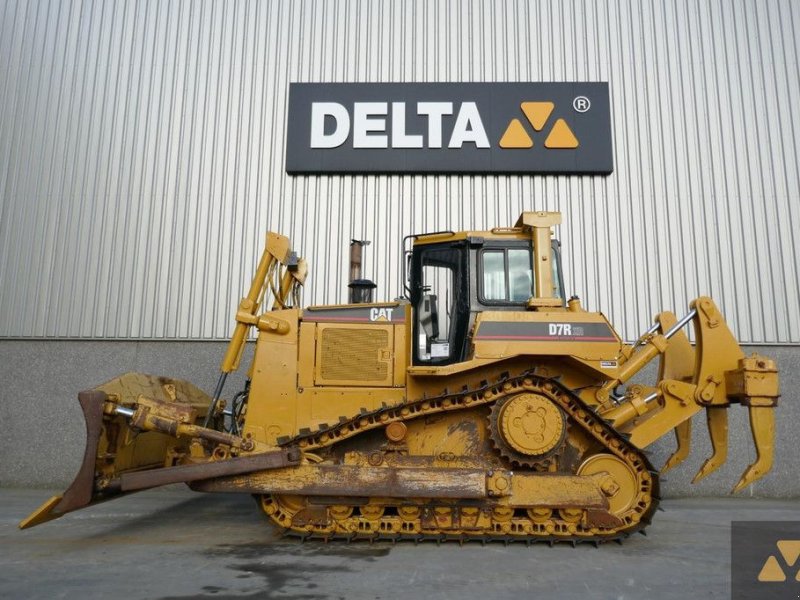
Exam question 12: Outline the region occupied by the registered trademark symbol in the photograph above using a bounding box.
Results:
[573,96,591,113]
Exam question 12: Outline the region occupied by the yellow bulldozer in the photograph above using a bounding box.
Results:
[21,211,780,543]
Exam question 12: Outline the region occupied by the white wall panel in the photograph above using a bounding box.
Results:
[1,0,798,342]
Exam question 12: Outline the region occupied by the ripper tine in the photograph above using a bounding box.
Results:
[661,420,691,474]
[732,406,775,494]
[692,407,729,483]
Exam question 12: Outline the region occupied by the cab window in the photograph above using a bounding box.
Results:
[480,248,533,304]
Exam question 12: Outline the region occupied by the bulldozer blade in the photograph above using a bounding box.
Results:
[661,420,691,474]
[732,406,775,494]
[692,406,728,483]
[19,390,107,529]
[20,373,214,529]
[20,375,300,529]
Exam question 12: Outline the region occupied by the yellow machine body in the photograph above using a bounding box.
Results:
[21,212,780,544]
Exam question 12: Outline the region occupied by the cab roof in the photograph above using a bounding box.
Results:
[411,211,561,247]
[411,228,531,247]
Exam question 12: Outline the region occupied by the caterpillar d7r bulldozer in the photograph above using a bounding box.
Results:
[21,211,780,543]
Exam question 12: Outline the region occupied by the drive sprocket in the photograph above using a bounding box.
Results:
[488,392,567,469]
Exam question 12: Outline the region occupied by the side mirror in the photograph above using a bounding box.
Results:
[403,251,413,296]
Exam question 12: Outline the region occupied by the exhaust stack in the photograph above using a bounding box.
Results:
[348,239,376,304]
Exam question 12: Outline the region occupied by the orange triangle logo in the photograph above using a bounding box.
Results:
[777,540,800,567]
[544,119,579,148]
[757,555,786,582]
[520,102,554,131]
[499,118,533,149]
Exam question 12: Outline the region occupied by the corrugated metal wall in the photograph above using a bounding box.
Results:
[1,0,798,342]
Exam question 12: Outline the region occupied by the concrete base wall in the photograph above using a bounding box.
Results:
[1,340,797,497]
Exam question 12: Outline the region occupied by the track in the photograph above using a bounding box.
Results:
[267,369,660,543]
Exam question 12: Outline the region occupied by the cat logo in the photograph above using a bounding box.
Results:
[499,102,579,149]
[369,307,394,322]
[757,539,800,582]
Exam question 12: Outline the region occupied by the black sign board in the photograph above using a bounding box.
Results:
[732,521,800,600]
[286,82,613,174]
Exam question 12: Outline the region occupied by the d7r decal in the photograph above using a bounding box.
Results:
[549,323,574,336]
[476,321,617,342]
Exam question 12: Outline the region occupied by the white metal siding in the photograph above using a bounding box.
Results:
[1,0,798,342]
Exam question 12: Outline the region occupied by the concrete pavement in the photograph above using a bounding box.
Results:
[2,487,799,599]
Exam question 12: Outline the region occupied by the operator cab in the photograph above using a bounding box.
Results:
[408,212,564,366]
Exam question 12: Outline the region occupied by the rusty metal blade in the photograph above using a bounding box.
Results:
[19,378,299,529]
[19,390,107,529]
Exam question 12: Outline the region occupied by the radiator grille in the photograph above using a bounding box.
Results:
[320,328,389,382]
